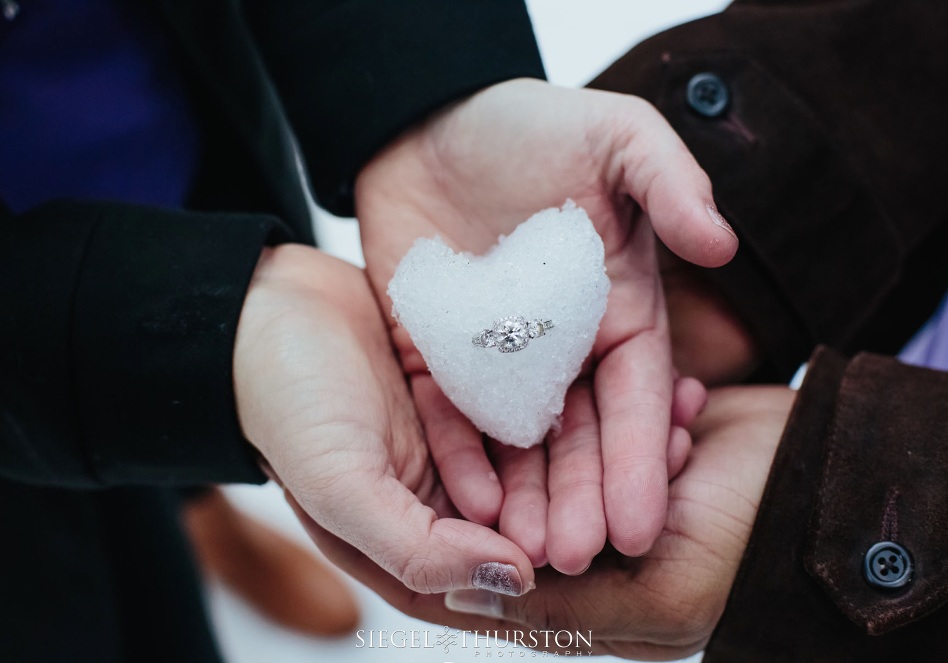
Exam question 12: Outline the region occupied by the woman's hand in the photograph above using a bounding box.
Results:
[357,79,739,568]
[232,245,534,595]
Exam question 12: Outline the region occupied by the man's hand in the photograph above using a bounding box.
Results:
[659,245,760,385]
[304,385,794,660]
[356,78,739,568]
[233,245,534,595]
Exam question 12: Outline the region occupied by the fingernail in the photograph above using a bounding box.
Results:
[472,562,523,596]
[445,589,505,618]
[707,203,737,239]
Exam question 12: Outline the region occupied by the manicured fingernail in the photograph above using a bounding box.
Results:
[472,562,523,596]
[445,589,505,618]
[707,203,737,239]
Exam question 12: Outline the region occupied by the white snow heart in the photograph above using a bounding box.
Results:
[388,201,610,448]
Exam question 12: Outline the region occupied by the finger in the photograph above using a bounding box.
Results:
[291,464,534,596]
[297,499,543,639]
[284,492,475,618]
[614,96,738,267]
[307,519,609,652]
[391,324,428,375]
[596,332,671,556]
[490,439,549,567]
[546,380,607,575]
[667,425,693,479]
[671,376,708,428]
[414,375,503,526]
[664,374,703,478]
[299,518,514,642]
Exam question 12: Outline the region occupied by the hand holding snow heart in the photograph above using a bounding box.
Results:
[355,79,738,574]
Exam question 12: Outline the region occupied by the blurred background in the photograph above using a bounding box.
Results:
[210,2,729,662]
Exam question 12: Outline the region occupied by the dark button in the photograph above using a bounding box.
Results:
[686,73,730,118]
[864,541,913,589]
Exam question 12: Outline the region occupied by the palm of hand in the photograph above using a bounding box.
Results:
[357,79,735,569]
[235,245,534,592]
[235,245,431,525]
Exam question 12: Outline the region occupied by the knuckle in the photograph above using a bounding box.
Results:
[395,554,443,594]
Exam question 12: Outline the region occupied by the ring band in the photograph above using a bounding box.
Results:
[472,316,554,353]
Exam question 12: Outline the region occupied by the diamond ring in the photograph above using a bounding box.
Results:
[472,316,554,353]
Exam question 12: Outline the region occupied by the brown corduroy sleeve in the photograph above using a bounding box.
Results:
[589,0,948,381]
[704,348,948,662]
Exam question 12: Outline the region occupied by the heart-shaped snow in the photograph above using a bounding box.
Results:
[388,202,609,447]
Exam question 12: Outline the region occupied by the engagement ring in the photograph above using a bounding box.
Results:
[472,316,554,353]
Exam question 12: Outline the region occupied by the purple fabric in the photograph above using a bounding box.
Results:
[899,290,948,372]
[0,0,199,213]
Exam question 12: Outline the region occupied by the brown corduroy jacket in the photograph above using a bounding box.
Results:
[591,1,948,659]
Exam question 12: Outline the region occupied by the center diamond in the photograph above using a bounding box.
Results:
[493,316,531,353]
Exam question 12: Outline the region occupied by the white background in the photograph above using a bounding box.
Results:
[211,2,729,662]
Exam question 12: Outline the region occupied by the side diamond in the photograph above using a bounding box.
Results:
[473,329,496,348]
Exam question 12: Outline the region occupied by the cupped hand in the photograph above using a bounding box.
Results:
[233,244,534,595]
[303,385,795,660]
[356,78,738,569]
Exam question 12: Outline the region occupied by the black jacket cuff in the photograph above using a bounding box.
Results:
[244,0,546,216]
[1,201,289,487]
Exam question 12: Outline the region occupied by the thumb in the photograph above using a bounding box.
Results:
[606,93,738,267]
[292,472,535,596]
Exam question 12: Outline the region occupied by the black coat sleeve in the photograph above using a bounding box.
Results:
[590,0,948,380]
[1,2,544,489]
[0,201,288,488]
[242,0,547,216]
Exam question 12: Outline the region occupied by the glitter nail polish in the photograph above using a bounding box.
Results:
[471,562,523,596]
